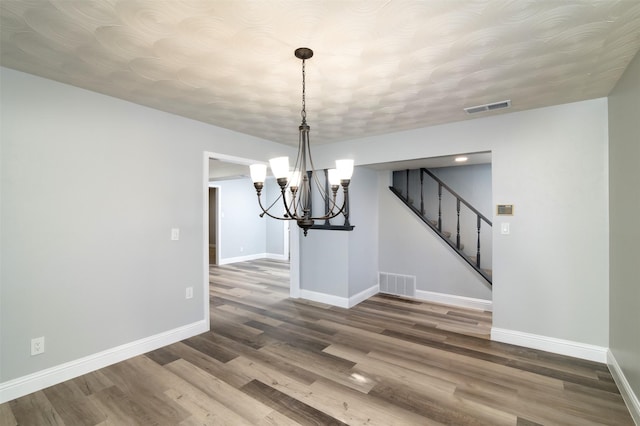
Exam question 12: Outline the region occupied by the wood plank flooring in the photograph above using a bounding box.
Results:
[2,259,633,425]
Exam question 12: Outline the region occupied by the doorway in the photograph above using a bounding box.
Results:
[203,151,298,297]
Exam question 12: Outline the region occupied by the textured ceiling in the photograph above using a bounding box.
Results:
[2,0,640,146]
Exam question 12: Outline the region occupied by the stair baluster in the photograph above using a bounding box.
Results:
[476,216,481,268]
[420,171,425,215]
[405,169,410,201]
[437,183,442,231]
[456,199,461,250]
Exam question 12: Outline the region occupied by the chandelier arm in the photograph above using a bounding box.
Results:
[324,191,338,217]
[255,187,302,221]
[257,197,291,220]
[305,167,347,220]
[321,184,342,216]
[280,187,301,220]
[256,191,290,220]
[316,184,351,220]
[290,189,303,220]
[260,183,291,214]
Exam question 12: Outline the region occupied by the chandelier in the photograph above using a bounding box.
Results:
[250,48,354,236]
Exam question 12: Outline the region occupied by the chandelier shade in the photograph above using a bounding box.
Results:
[250,48,354,236]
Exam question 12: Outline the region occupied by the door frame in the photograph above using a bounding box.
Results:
[202,151,299,305]
[207,185,220,266]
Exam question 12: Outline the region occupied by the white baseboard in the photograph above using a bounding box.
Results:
[348,285,379,308]
[0,320,208,404]
[298,285,379,309]
[218,253,266,265]
[415,290,492,311]
[219,252,288,265]
[298,289,349,308]
[491,327,608,363]
[264,252,288,261]
[608,349,640,425]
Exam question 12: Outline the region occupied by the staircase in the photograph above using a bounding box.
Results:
[390,168,492,285]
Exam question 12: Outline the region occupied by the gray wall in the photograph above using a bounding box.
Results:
[212,177,266,260]
[0,67,292,382]
[608,50,640,405]
[265,178,286,257]
[347,166,380,297]
[301,231,349,297]
[299,166,379,299]
[313,97,609,347]
[212,177,286,262]
[431,164,493,217]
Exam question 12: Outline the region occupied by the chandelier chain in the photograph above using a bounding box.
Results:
[301,59,307,123]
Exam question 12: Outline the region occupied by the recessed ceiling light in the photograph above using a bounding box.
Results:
[455,156,468,163]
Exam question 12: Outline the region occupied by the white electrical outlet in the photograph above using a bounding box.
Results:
[185,286,193,299]
[171,228,180,240]
[31,336,45,356]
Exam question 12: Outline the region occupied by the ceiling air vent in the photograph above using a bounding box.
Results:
[464,100,511,115]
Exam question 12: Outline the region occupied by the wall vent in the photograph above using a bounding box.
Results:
[379,272,416,298]
[464,100,511,114]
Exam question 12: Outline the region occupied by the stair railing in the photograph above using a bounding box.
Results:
[390,168,492,284]
[421,168,492,269]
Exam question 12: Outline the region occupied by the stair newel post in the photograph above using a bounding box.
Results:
[437,183,442,231]
[476,215,481,268]
[420,170,425,215]
[456,198,461,249]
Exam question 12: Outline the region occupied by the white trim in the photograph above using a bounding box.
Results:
[206,183,221,267]
[415,290,493,311]
[296,286,379,309]
[491,327,608,363]
[219,252,271,265]
[348,285,379,307]
[608,349,640,425]
[202,154,216,330]
[0,320,208,404]
[207,152,264,166]
[265,252,288,261]
[298,289,349,308]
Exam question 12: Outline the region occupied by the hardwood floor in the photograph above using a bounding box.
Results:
[2,259,633,425]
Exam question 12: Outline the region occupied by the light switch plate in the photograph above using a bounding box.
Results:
[501,223,510,235]
[171,228,180,240]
